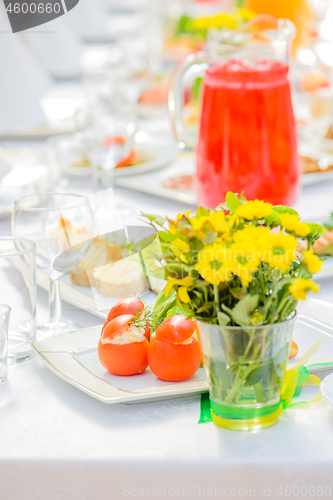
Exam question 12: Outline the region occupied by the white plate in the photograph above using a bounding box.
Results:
[113,131,178,177]
[115,152,198,203]
[32,307,333,405]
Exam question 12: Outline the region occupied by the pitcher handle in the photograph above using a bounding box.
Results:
[168,52,209,150]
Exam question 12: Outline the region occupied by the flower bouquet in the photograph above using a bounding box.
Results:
[144,193,324,430]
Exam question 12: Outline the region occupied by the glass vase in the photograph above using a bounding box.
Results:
[197,315,296,431]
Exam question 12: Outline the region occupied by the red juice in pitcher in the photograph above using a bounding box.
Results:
[196,58,299,208]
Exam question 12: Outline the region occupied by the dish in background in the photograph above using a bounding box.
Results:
[298,144,333,186]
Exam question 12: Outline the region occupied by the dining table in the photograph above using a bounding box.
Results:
[2,167,333,500]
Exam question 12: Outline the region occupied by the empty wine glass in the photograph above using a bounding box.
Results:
[47,134,98,194]
[90,104,136,188]
[12,193,93,336]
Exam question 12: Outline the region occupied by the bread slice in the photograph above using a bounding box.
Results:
[70,239,120,288]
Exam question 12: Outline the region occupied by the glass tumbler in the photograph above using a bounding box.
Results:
[197,314,295,430]
[0,238,36,364]
[0,304,10,382]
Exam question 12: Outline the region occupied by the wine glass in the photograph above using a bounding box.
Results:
[86,103,136,219]
[47,134,98,194]
[12,193,93,336]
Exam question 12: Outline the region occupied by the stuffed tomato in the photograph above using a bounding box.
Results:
[148,315,201,382]
[101,297,150,342]
[98,314,149,376]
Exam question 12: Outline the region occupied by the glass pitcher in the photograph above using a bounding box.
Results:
[168,15,299,208]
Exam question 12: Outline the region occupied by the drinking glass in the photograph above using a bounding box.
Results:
[12,193,93,336]
[90,104,136,188]
[86,103,136,220]
[0,304,10,381]
[0,238,35,364]
[47,134,98,194]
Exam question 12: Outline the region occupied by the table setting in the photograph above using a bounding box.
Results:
[3,0,333,499]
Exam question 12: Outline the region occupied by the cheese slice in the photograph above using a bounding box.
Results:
[93,259,147,298]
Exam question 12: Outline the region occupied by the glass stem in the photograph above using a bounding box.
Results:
[49,278,62,325]
[103,167,115,187]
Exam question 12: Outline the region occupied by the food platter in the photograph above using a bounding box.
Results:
[32,303,333,405]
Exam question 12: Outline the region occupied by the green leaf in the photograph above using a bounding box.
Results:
[308,222,325,237]
[230,286,244,300]
[202,229,218,244]
[226,192,240,213]
[272,205,299,216]
[222,294,259,326]
[217,312,231,326]
[175,14,192,36]
[216,202,229,211]
[192,76,203,101]
[239,191,247,204]
[152,288,177,324]
[195,206,211,219]
[165,304,185,319]
[141,212,166,226]
[158,232,177,243]
[265,213,281,227]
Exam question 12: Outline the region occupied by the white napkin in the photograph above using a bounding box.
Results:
[20,16,84,79]
[0,2,51,131]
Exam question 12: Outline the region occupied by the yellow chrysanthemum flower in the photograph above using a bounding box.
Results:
[280,213,310,237]
[195,243,233,285]
[258,233,298,273]
[226,212,239,229]
[190,210,229,236]
[237,8,257,21]
[233,225,270,244]
[236,200,273,220]
[289,279,320,301]
[170,238,190,262]
[302,250,322,274]
[190,13,237,31]
[227,242,260,286]
[169,213,184,235]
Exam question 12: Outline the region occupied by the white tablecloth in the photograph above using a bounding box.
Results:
[2,182,333,500]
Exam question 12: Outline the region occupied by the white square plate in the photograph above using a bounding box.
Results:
[32,304,333,405]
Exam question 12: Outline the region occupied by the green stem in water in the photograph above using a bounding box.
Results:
[214,284,220,313]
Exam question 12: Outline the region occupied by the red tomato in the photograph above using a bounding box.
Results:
[98,338,149,376]
[155,315,196,344]
[289,340,298,359]
[143,324,151,343]
[148,337,201,382]
[101,314,133,340]
[104,135,126,146]
[101,298,144,335]
[116,149,139,168]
